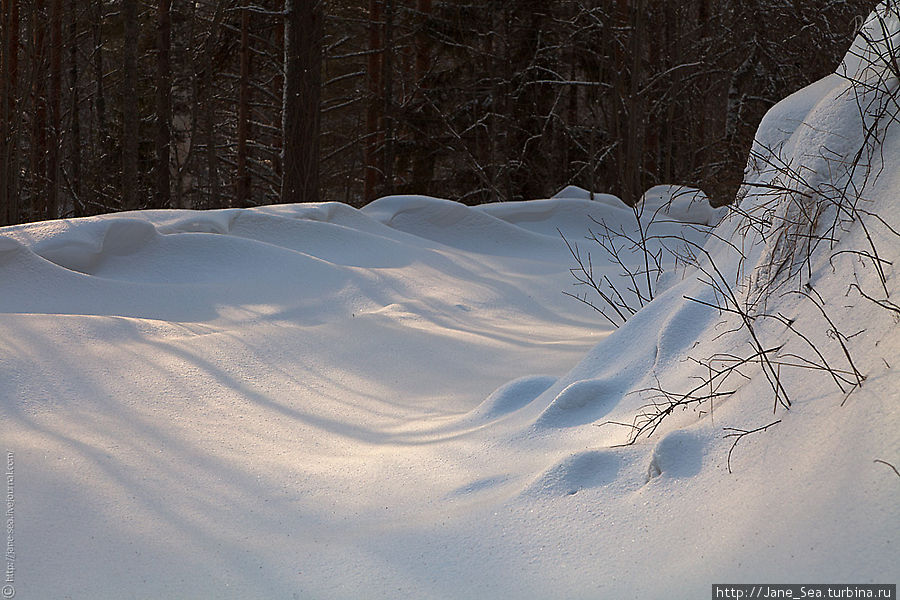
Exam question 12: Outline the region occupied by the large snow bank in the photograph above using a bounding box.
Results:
[1,6,898,599]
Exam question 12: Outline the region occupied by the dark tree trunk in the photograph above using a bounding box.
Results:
[380,0,394,196]
[68,0,82,216]
[5,0,18,223]
[47,0,61,219]
[1,0,9,224]
[410,0,434,195]
[363,0,381,204]
[204,98,217,209]
[193,0,225,210]
[92,0,105,144]
[121,0,139,210]
[235,7,251,207]
[90,0,105,213]
[30,0,47,220]
[270,15,284,186]
[155,0,171,208]
[281,0,322,204]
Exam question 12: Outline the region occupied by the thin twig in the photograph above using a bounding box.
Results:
[723,420,782,474]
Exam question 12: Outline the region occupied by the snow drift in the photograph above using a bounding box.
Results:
[1,7,898,599]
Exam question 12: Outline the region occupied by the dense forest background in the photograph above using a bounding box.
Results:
[0,0,875,225]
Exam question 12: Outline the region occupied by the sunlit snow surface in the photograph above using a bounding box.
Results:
[4,33,900,600]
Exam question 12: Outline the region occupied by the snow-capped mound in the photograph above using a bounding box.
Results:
[532,377,620,429]
[33,218,159,275]
[363,194,563,256]
[839,2,900,82]
[466,375,557,423]
[645,429,709,481]
[551,184,594,201]
[523,449,622,497]
[475,197,629,240]
[0,235,30,264]
[551,184,623,207]
[638,184,724,226]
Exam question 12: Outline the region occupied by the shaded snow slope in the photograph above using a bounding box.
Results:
[3,12,900,600]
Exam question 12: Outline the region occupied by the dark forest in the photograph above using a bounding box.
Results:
[0,0,875,225]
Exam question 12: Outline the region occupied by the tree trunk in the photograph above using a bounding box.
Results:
[410,0,434,195]
[92,0,105,146]
[121,0,139,210]
[1,0,9,224]
[205,95,217,209]
[29,0,47,221]
[235,8,251,207]
[68,0,82,216]
[270,15,284,189]
[155,0,171,208]
[363,0,381,203]
[380,0,395,196]
[281,0,322,204]
[47,0,61,219]
[5,0,18,223]
[193,0,225,210]
[414,0,431,83]
[89,0,105,213]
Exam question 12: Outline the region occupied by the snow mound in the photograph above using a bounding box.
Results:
[840,3,900,82]
[467,375,557,422]
[551,184,594,200]
[551,184,623,207]
[532,377,620,429]
[476,197,629,240]
[523,449,621,497]
[0,235,28,264]
[34,218,159,274]
[639,184,724,226]
[645,429,708,481]
[363,194,560,256]
[154,209,241,235]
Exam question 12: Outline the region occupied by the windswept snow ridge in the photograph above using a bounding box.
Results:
[3,10,900,598]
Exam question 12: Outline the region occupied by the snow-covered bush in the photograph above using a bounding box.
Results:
[574,2,900,445]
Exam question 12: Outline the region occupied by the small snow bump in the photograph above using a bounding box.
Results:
[533,378,619,429]
[524,450,621,498]
[645,430,707,482]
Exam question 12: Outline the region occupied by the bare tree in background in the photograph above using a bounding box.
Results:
[0,0,875,224]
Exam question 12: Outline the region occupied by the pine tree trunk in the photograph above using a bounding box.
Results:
[281,0,322,204]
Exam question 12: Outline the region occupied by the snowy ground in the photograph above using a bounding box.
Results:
[3,11,900,600]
